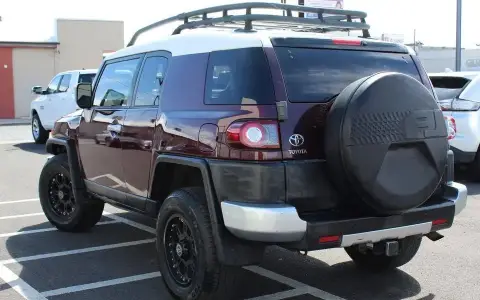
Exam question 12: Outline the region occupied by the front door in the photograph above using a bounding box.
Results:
[121,53,169,210]
[51,73,77,120]
[78,55,142,203]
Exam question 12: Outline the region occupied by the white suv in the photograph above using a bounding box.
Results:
[429,71,480,177]
[30,69,97,143]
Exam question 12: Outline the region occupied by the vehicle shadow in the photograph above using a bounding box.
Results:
[259,246,423,300]
[10,143,46,155]
[4,212,423,300]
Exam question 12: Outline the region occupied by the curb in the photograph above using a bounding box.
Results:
[0,119,31,126]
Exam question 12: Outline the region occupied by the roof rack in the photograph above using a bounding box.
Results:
[127,2,370,47]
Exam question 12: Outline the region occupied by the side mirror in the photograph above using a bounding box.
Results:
[32,86,43,95]
[76,83,93,109]
[156,72,164,85]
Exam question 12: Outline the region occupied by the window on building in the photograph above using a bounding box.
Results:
[93,58,140,107]
[134,56,168,106]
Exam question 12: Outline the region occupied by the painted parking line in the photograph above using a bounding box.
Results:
[245,266,346,300]
[104,209,346,300]
[103,211,156,234]
[0,199,39,205]
[245,287,310,300]
[0,264,47,300]
[0,213,44,220]
[0,220,120,238]
[41,272,162,297]
[0,238,156,265]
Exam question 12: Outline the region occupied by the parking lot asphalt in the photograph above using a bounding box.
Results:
[0,124,479,300]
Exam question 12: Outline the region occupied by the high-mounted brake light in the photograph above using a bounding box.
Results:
[332,39,362,46]
[444,116,456,140]
[226,120,280,149]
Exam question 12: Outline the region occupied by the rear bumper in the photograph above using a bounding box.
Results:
[221,182,467,249]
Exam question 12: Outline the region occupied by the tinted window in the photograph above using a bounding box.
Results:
[134,56,168,106]
[79,73,96,84]
[275,48,423,103]
[93,59,140,107]
[58,74,72,92]
[430,76,470,100]
[205,48,275,105]
[46,75,62,94]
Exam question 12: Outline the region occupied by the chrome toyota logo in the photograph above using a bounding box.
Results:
[289,134,304,147]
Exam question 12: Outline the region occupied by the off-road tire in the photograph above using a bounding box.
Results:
[156,187,241,300]
[32,113,49,144]
[39,153,104,232]
[344,235,422,271]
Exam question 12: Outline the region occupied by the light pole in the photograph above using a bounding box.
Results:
[455,0,462,71]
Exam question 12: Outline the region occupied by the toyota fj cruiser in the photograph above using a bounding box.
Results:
[38,3,467,300]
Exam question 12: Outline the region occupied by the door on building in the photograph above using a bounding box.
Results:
[0,48,14,118]
[78,55,142,205]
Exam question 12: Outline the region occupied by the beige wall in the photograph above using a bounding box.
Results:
[11,19,124,118]
[55,19,124,72]
[12,48,56,118]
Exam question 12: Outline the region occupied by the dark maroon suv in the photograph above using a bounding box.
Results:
[38,3,467,300]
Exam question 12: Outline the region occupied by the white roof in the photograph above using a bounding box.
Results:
[105,29,399,60]
[429,71,480,80]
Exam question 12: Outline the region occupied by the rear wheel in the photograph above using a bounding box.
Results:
[157,187,241,300]
[32,113,49,144]
[344,236,422,271]
[39,153,104,232]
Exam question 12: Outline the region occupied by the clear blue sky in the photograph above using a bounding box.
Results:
[0,0,478,48]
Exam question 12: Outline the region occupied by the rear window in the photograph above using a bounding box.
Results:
[275,47,423,103]
[204,47,275,105]
[79,73,96,84]
[429,76,470,100]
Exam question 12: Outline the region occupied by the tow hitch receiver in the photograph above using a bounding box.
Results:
[426,231,444,242]
[385,241,399,257]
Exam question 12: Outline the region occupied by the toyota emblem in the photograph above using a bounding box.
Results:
[289,134,304,147]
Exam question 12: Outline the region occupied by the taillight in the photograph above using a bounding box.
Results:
[444,116,456,140]
[226,120,280,149]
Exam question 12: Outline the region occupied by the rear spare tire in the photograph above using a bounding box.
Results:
[325,72,448,215]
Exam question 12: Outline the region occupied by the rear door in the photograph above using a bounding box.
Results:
[78,55,142,203]
[121,52,169,210]
[272,42,430,160]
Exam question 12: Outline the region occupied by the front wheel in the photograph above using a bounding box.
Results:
[344,235,422,271]
[39,153,104,232]
[32,113,49,144]
[156,187,241,300]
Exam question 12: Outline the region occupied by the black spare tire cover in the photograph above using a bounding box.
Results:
[325,72,449,214]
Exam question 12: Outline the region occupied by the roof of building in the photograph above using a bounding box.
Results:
[0,41,59,48]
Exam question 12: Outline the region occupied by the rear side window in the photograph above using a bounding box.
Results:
[429,76,471,100]
[204,47,276,105]
[79,73,96,84]
[275,48,423,103]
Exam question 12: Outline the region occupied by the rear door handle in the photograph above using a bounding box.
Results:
[107,124,122,133]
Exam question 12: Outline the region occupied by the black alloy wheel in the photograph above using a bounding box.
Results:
[47,173,76,218]
[164,214,198,287]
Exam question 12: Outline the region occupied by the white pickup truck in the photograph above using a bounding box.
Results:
[30,69,97,143]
